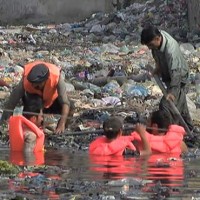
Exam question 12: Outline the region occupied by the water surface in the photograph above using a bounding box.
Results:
[0,148,200,199]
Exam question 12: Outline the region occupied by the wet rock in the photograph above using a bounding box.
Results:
[65,82,75,92]
[55,187,74,194]
[195,43,200,49]
[100,195,115,200]
[0,91,10,99]
[107,177,152,187]
[180,43,195,55]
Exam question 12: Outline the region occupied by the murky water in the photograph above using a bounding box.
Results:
[0,148,200,199]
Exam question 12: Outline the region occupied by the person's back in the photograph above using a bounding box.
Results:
[140,25,189,85]
[89,117,135,156]
[152,30,188,86]
[89,116,151,156]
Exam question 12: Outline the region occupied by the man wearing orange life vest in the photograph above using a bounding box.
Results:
[131,110,188,154]
[89,116,152,156]
[2,61,72,134]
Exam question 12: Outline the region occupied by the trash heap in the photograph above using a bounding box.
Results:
[0,0,200,148]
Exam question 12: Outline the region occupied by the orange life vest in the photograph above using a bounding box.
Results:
[9,115,45,152]
[131,125,185,154]
[89,135,136,156]
[23,61,60,108]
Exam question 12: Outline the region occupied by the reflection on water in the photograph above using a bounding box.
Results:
[0,148,200,199]
[10,150,45,166]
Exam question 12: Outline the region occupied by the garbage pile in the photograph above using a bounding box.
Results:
[0,0,200,148]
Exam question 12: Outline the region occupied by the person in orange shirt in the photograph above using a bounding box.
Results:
[131,110,188,154]
[89,116,151,156]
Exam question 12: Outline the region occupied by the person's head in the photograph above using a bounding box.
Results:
[141,25,162,50]
[103,116,123,140]
[23,94,44,127]
[27,64,50,90]
[148,110,172,135]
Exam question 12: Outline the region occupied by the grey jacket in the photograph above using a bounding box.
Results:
[152,30,189,95]
[1,72,70,121]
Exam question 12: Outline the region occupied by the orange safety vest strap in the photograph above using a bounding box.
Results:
[9,115,45,152]
[89,136,136,156]
[23,61,60,108]
[131,125,185,153]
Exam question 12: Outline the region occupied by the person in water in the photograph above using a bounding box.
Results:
[89,116,151,156]
[9,94,45,153]
[131,110,188,154]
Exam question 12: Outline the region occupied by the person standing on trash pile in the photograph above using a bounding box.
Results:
[1,60,73,134]
[141,25,193,131]
[89,116,151,156]
[9,94,45,153]
[131,110,188,154]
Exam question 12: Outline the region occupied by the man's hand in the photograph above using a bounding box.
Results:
[135,123,151,156]
[135,123,146,135]
[55,120,66,134]
[54,104,70,134]
[145,64,160,77]
[152,67,160,76]
[166,93,175,101]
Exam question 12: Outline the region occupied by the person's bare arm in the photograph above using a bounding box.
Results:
[55,72,70,134]
[1,79,24,121]
[55,104,70,134]
[135,123,152,156]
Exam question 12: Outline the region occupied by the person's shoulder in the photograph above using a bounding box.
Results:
[160,30,173,39]
[90,136,106,144]
[167,125,186,135]
[161,31,179,50]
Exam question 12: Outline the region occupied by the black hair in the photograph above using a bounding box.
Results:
[151,110,172,129]
[27,64,49,83]
[141,25,162,45]
[103,116,123,140]
[23,94,43,119]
